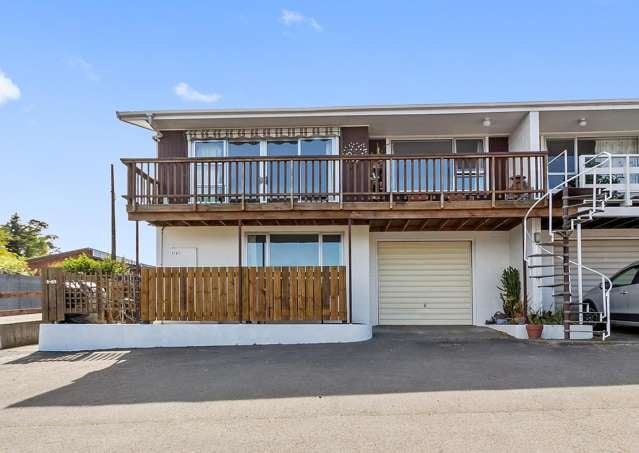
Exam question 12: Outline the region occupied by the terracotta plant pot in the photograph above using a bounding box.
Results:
[526,324,544,339]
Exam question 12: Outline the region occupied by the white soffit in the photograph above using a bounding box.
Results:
[117,99,639,136]
[540,109,639,135]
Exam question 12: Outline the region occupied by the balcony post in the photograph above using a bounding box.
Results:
[241,161,246,210]
[439,156,444,208]
[491,156,496,207]
[289,159,294,209]
[193,161,198,208]
[389,155,394,209]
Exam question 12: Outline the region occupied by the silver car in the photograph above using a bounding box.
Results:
[584,262,639,326]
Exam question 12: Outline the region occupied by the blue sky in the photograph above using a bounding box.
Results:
[1,0,638,264]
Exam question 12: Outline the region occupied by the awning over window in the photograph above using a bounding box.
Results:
[186,127,341,141]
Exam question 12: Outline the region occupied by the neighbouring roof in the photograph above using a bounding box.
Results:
[116,98,639,137]
[27,248,141,267]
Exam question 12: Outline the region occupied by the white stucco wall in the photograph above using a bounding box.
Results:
[369,230,516,326]
[510,111,540,151]
[156,224,372,325]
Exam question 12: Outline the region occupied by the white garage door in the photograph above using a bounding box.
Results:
[554,239,639,291]
[377,241,473,325]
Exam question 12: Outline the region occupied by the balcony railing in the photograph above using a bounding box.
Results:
[579,154,639,206]
[123,152,547,209]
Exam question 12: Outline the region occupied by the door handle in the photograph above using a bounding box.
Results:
[621,290,629,295]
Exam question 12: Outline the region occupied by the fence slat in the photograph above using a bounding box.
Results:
[297,267,305,320]
[55,268,65,322]
[219,267,228,321]
[187,267,195,321]
[211,267,220,320]
[338,267,347,321]
[265,267,273,321]
[148,268,156,322]
[321,267,330,321]
[140,268,149,321]
[305,267,313,320]
[281,268,290,321]
[228,267,236,321]
[273,267,282,321]
[242,268,249,321]
[313,267,322,321]
[329,267,338,320]
[290,268,298,321]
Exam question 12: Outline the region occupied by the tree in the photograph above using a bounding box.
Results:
[1,213,58,258]
[0,229,31,275]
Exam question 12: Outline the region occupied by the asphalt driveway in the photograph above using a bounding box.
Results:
[1,326,639,452]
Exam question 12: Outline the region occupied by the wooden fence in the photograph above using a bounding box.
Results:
[140,266,347,323]
[41,268,140,323]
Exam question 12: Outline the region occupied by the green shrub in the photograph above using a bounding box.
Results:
[61,254,129,274]
[497,266,522,318]
[527,309,563,325]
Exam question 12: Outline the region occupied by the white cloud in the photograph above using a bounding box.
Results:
[67,57,100,82]
[0,71,21,105]
[280,9,323,32]
[174,82,222,103]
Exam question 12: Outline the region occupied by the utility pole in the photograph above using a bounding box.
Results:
[111,164,116,260]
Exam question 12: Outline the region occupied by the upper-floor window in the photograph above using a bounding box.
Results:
[193,138,337,158]
[392,138,485,156]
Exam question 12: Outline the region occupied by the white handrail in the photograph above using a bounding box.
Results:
[523,152,613,340]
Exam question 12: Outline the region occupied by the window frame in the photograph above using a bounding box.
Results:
[191,138,339,202]
[245,232,343,267]
[388,137,490,192]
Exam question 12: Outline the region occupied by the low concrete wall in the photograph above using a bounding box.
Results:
[0,314,41,349]
[39,323,373,352]
[488,324,593,340]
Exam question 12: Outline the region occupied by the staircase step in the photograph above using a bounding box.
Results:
[528,264,558,269]
[531,274,564,279]
[538,283,565,288]
[535,242,562,247]
[528,253,562,258]
[552,292,572,297]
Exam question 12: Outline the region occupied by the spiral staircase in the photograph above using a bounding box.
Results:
[524,152,614,340]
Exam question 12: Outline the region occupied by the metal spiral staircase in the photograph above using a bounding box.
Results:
[524,152,614,340]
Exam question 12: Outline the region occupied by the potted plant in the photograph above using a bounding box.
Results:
[526,310,544,339]
[497,266,523,323]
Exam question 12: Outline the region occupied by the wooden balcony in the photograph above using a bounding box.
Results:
[122,152,549,228]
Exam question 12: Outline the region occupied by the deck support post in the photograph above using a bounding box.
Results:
[348,218,353,324]
[522,219,528,323]
[238,219,243,323]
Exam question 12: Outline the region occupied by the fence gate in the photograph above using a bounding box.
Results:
[41,268,140,323]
